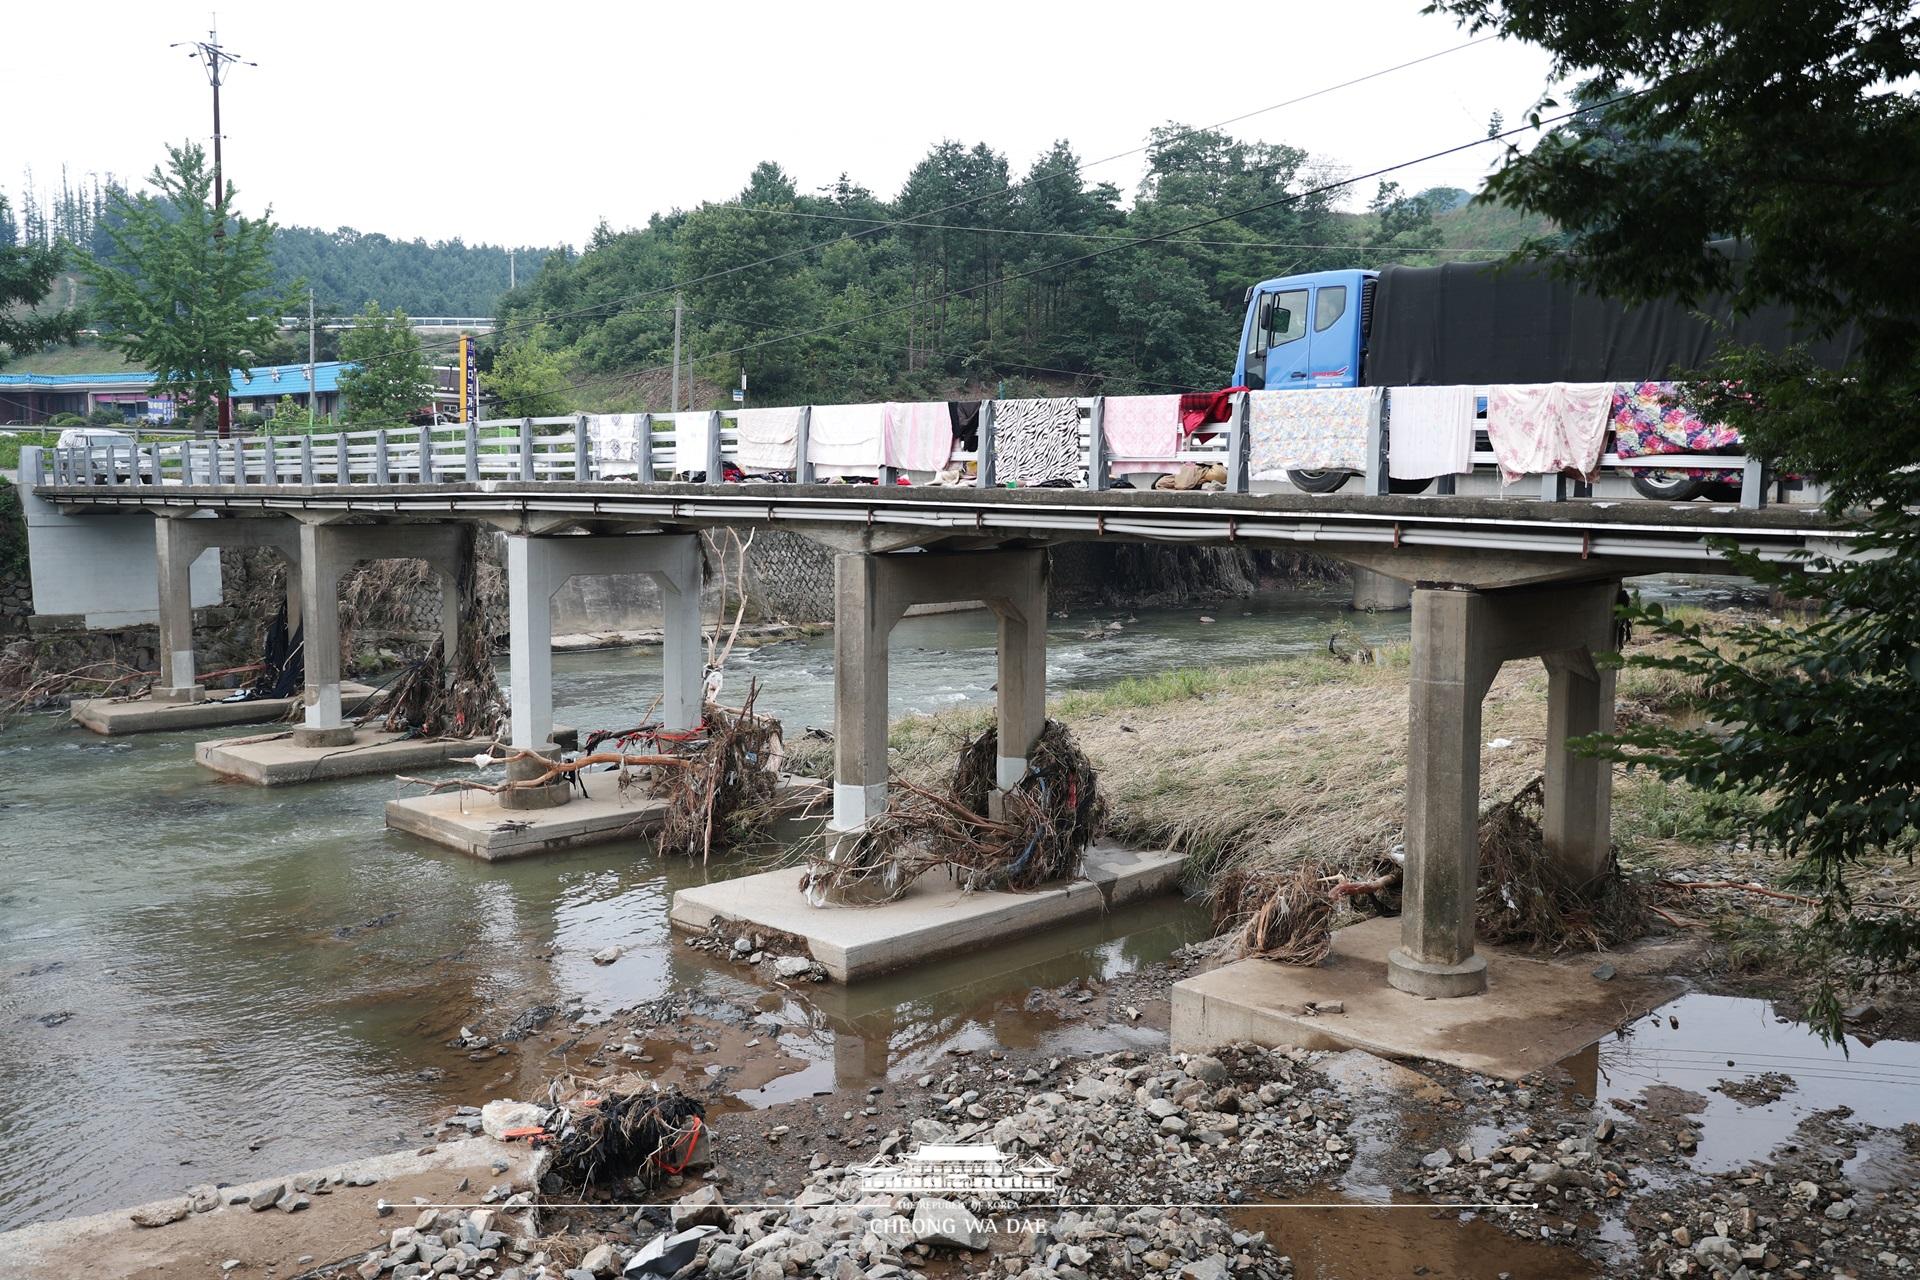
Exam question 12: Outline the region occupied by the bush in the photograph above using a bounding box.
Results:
[46,412,86,428]
[87,407,128,427]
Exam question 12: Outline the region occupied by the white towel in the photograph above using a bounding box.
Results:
[588,414,646,475]
[736,406,802,473]
[670,411,713,473]
[1386,386,1476,479]
[883,401,955,472]
[807,403,886,476]
[1485,383,1613,484]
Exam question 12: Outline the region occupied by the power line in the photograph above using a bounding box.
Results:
[477,34,1502,342]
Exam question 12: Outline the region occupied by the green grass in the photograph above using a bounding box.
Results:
[1615,773,1768,847]
[4,340,141,376]
[0,431,57,470]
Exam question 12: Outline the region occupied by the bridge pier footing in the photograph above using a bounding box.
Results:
[1389,578,1622,997]
[831,548,1048,833]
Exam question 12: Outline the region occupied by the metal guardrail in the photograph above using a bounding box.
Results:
[30,390,1783,509]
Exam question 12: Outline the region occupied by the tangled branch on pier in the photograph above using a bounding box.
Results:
[801,718,1107,904]
[656,684,788,862]
[395,748,689,796]
[1475,777,1656,952]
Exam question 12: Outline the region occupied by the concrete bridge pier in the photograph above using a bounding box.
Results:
[293,521,468,748]
[1389,577,1623,997]
[502,532,704,802]
[152,514,303,705]
[1349,566,1413,612]
[831,548,1048,832]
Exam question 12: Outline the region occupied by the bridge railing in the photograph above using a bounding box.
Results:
[37,389,1784,508]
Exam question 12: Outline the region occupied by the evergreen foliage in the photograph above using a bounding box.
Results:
[0,195,81,368]
[1429,0,1920,1033]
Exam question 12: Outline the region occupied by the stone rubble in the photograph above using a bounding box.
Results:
[333,1043,1319,1279]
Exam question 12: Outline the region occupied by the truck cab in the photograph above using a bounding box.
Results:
[1232,269,1376,391]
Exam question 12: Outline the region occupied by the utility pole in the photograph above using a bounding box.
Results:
[174,16,254,438]
[306,289,317,432]
[509,249,516,291]
[671,293,683,412]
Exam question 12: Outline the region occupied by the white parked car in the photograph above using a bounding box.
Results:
[55,427,156,482]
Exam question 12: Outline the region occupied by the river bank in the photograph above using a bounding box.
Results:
[5,578,1914,1278]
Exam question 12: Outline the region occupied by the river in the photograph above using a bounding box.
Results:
[0,585,1422,1230]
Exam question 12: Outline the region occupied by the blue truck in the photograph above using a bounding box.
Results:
[1229,256,1860,499]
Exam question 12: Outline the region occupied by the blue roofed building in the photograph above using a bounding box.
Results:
[0,361,349,425]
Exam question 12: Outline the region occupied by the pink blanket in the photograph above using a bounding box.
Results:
[1100,394,1182,460]
[883,401,955,472]
[1485,383,1613,484]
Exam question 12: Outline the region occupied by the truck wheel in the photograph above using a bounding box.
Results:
[1629,471,1706,501]
[1287,469,1351,494]
[1388,476,1433,495]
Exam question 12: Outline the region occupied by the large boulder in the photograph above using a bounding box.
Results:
[909,1197,988,1251]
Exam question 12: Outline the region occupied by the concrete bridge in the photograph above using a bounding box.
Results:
[17,399,1850,1006]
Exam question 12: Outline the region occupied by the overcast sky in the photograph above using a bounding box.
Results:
[6,0,1563,248]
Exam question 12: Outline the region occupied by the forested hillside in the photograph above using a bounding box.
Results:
[1,166,554,319]
[496,129,1540,411]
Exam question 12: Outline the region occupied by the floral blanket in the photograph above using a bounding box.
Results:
[1610,382,1741,477]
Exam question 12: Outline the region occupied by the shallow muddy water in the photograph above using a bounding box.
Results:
[0,587,1399,1230]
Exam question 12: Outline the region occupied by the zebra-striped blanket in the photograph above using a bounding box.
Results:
[992,398,1082,486]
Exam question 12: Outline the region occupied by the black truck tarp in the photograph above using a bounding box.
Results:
[1366,253,1861,386]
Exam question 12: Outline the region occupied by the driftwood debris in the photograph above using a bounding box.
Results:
[802,718,1106,905]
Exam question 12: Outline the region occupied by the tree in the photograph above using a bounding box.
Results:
[0,194,81,368]
[87,143,287,428]
[269,393,306,433]
[485,323,575,417]
[337,303,432,425]
[1363,181,1444,259]
[1428,0,1920,1032]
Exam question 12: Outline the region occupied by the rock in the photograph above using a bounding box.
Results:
[480,1099,545,1140]
[909,1197,987,1251]
[248,1182,287,1211]
[1421,1148,1454,1170]
[670,1184,731,1230]
[773,956,816,979]
[129,1201,189,1228]
[1824,1198,1855,1220]
[1594,1118,1616,1142]
[580,1242,619,1275]
[592,946,623,965]
[1146,1098,1182,1120]
[1184,1055,1229,1084]
[1069,1076,1126,1104]
[1181,1259,1229,1280]
[1591,963,1617,982]
[185,1184,221,1213]
[732,937,753,955]
[1843,1002,1882,1025]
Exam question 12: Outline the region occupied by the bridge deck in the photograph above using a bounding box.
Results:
[34,479,1848,576]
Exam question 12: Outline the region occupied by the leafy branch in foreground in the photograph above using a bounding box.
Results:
[1427,0,1920,1035]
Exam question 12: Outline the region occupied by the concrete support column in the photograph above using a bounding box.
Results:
[1542,589,1621,888]
[990,554,1049,792]
[653,536,705,733]
[433,567,463,669]
[1389,588,1496,998]
[832,553,893,832]
[829,547,1049,832]
[152,516,206,703]
[295,521,350,745]
[505,534,554,751]
[1350,566,1413,612]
